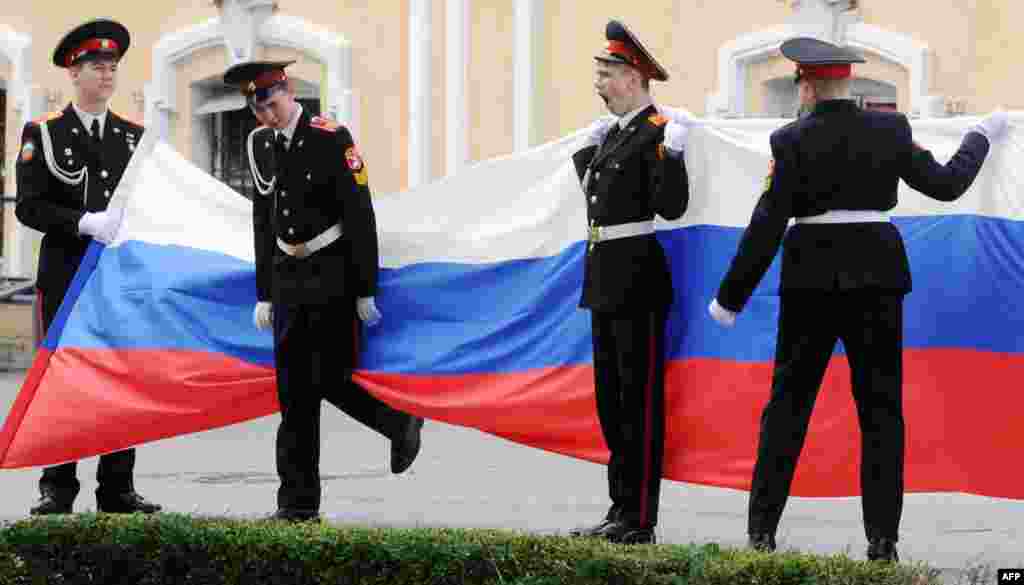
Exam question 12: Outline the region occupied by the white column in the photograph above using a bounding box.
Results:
[513,0,541,152]
[1,27,38,278]
[408,0,433,188]
[445,0,468,176]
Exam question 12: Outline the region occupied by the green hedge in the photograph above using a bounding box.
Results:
[0,513,941,584]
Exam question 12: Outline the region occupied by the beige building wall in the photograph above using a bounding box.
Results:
[3,1,1023,277]
[541,1,802,140]
[469,1,514,163]
[857,2,971,109]
[972,1,1024,112]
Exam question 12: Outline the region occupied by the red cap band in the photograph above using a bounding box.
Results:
[244,69,288,95]
[66,38,120,67]
[604,40,656,79]
[796,63,852,81]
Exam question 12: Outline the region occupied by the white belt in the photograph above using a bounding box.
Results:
[588,220,655,245]
[277,223,343,258]
[795,210,890,224]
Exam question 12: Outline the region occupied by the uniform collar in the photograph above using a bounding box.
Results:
[278,103,303,144]
[72,102,109,136]
[811,98,860,116]
[617,99,654,129]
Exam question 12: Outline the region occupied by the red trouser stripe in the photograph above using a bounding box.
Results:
[638,311,657,526]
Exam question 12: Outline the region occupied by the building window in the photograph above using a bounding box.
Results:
[208,98,321,200]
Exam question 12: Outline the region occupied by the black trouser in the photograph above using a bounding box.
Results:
[272,300,414,512]
[36,289,136,500]
[748,291,905,541]
[590,306,668,528]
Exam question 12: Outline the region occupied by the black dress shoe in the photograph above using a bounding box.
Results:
[96,491,162,514]
[569,518,617,537]
[391,416,424,474]
[602,521,656,545]
[30,489,74,515]
[268,508,321,523]
[747,532,777,552]
[867,537,899,562]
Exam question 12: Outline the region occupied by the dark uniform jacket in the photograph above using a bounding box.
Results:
[717,99,991,312]
[247,109,378,306]
[571,104,689,312]
[16,104,143,297]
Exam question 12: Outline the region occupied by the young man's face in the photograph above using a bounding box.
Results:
[594,61,638,116]
[70,57,118,104]
[249,86,297,130]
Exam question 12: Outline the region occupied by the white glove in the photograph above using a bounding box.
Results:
[77,207,123,244]
[581,116,615,148]
[357,296,382,327]
[708,299,737,328]
[970,109,1009,143]
[662,121,689,153]
[253,302,273,331]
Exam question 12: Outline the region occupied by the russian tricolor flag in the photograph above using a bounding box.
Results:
[2,110,1021,500]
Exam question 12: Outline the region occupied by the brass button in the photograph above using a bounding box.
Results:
[101,170,109,179]
[282,209,290,216]
[104,190,111,198]
[288,227,295,235]
[590,196,597,203]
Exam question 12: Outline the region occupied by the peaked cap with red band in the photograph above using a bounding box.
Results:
[594,20,668,82]
[223,60,297,103]
[53,19,130,68]
[780,37,865,84]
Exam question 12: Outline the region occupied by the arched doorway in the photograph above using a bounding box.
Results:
[192,74,321,199]
[708,22,943,118]
[148,12,353,144]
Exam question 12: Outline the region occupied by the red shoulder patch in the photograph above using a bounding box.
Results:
[345,146,364,172]
[648,114,669,127]
[310,116,339,133]
[345,146,369,186]
[19,141,36,162]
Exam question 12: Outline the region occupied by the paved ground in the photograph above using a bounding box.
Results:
[0,370,1020,582]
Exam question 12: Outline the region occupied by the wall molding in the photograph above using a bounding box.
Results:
[707,22,942,118]
[147,12,353,140]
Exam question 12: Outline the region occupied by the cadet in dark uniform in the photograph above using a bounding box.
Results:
[223,61,424,522]
[15,19,161,516]
[568,21,690,545]
[708,37,1007,561]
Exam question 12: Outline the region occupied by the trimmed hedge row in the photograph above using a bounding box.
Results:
[0,513,941,584]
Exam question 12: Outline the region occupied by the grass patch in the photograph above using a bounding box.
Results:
[0,513,942,584]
